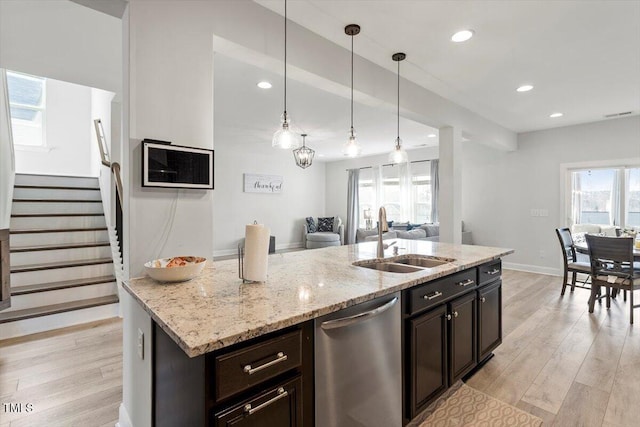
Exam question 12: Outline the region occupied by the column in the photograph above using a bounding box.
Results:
[438,126,462,244]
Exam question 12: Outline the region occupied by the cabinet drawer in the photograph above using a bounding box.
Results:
[214,329,302,401]
[212,375,302,427]
[407,269,477,316]
[478,260,501,286]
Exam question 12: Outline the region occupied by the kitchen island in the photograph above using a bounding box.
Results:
[123,239,512,426]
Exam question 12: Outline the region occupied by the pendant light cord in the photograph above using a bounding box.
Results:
[396,59,400,143]
[284,0,287,115]
[350,34,354,130]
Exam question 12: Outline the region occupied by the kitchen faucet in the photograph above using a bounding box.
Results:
[377,206,396,258]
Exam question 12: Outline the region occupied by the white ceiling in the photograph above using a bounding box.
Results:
[256,0,640,133]
[214,54,439,161]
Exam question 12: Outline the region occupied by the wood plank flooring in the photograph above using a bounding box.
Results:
[0,269,638,426]
[467,269,639,426]
[0,318,121,427]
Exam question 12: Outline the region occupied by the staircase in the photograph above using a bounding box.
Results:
[0,174,119,340]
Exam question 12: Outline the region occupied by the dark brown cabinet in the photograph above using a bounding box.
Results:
[404,261,502,423]
[449,292,477,384]
[213,376,302,427]
[478,280,502,362]
[153,322,313,427]
[407,304,448,417]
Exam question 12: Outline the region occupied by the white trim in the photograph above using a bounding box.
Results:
[503,262,562,277]
[559,158,640,229]
[116,403,133,427]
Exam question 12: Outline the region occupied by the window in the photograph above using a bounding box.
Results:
[411,161,432,224]
[358,168,375,227]
[7,71,46,147]
[381,165,401,222]
[569,166,640,228]
[358,161,435,227]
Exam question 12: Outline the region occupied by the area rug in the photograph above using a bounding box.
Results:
[416,382,543,427]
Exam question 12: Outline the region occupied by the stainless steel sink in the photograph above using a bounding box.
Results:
[394,256,452,268]
[358,262,424,273]
[353,254,455,274]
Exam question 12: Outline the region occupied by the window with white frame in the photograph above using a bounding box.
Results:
[358,168,375,227]
[7,71,46,147]
[569,166,640,228]
[358,160,435,227]
[411,161,432,224]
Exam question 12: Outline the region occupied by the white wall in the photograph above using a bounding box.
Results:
[0,0,121,95]
[462,116,640,275]
[13,79,114,177]
[14,79,93,176]
[325,147,440,223]
[213,143,326,256]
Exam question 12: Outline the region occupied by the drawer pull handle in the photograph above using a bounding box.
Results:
[456,279,475,287]
[423,291,443,301]
[244,387,288,415]
[453,311,459,318]
[486,268,500,275]
[481,297,486,303]
[243,352,288,375]
[446,314,452,321]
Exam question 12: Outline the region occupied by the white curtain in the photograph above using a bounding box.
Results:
[346,169,360,244]
[571,172,582,226]
[611,171,620,226]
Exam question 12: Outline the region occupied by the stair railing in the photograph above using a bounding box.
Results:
[93,118,124,311]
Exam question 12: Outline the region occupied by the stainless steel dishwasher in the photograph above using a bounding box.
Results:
[315,292,401,427]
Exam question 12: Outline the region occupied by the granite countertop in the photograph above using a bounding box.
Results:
[123,239,513,357]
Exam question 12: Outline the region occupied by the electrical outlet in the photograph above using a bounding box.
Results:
[530,209,538,217]
[137,329,144,360]
[539,209,549,217]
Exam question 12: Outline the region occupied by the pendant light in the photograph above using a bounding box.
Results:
[389,52,408,164]
[272,0,300,149]
[293,133,315,169]
[343,24,362,157]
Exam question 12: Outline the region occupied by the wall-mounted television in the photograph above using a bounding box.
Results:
[142,142,214,189]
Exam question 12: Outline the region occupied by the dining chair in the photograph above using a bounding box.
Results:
[586,235,640,324]
[555,228,591,296]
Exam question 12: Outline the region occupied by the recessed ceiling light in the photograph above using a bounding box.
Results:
[451,30,474,42]
[427,133,437,138]
[257,81,272,89]
[516,84,534,92]
[549,112,563,118]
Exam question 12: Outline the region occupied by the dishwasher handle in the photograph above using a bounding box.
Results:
[320,296,398,330]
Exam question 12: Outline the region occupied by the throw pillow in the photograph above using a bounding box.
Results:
[306,217,317,233]
[333,216,342,233]
[317,217,335,232]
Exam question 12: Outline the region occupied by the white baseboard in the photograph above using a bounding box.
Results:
[116,403,132,427]
[213,242,304,258]
[503,262,562,277]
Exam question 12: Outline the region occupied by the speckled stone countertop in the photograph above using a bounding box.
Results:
[123,240,513,358]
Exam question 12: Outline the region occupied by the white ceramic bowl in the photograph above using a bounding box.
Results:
[144,256,207,283]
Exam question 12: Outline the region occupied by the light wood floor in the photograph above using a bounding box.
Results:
[0,318,122,427]
[467,269,639,427]
[0,270,638,426]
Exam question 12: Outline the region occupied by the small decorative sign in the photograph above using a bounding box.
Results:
[244,174,283,194]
